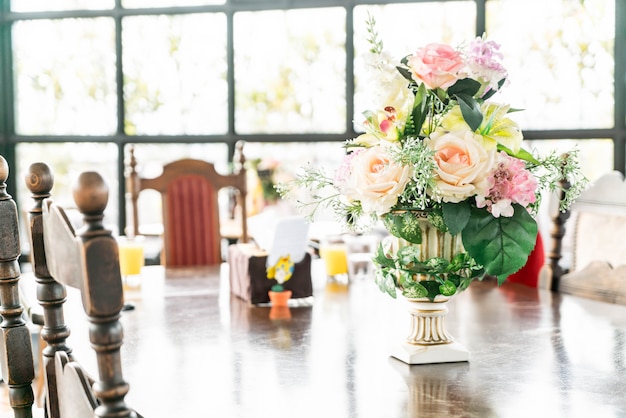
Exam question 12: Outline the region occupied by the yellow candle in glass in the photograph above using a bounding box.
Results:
[118,240,144,276]
[320,244,348,276]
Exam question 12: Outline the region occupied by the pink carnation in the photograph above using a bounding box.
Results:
[476,152,537,217]
[464,36,508,96]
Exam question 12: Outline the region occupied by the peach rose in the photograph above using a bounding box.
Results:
[427,130,495,203]
[407,43,464,90]
[344,146,412,215]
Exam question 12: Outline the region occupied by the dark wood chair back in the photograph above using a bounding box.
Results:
[25,162,138,418]
[126,142,248,267]
[0,155,36,417]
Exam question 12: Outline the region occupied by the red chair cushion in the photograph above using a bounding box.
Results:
[507,233,545,288]
[165,175,221,266]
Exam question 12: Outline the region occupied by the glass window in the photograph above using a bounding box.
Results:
[123,0,225,8]
[11,0,114,11]
[15,142,120,232]
[234,8,346,134]
[487,0,615,130]
[122,14,228,135]
[353,2,476,131]
[13,18,117,135]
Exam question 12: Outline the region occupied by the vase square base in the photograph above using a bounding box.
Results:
[391,341,470,365]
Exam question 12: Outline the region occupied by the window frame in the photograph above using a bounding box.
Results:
[1,0,625,236]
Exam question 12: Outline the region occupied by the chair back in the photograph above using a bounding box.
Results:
[126,142,248,267]
[0,155,36,417]
[25,162,138,418]
[548,170,626,294]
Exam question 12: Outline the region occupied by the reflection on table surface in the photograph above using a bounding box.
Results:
[63,261,626,418]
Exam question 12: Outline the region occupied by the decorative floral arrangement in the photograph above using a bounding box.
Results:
[279,16,587,300]
[267,254,295,292]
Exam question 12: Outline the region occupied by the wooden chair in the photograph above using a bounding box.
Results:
[547,170,626,303]
[0,155,37,417]
[24,162,139,418]
[126,142,248,267]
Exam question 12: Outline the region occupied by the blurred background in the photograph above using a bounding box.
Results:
[0,0,622,254]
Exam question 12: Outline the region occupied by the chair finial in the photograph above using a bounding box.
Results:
[73,172,109,215]
[0,155,8,184]
[25,162,54,195]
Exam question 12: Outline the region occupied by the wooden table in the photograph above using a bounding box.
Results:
[64,261,626,417]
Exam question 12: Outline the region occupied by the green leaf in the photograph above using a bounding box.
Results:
[442,201,471,235]
[384,212,423,244]
[375,271,398,299]
[439,280,457,296]
[420,281,442,301]
[497,144,540,165]
[410,84,429,137]
[456,93,483,132]
[397,245,420,267]
[396,65,414,83]
[373,244,396,269]
[402,282,428,299]
[461,205,538,281]
[447,78,481,97]
[424,257,450,272]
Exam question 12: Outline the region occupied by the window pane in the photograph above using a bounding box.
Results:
[353,2,476,131]
[123,14,228,135]
[123,0,224,8]
[13,19,117,135]
[11,0,113,11]
[243,141,346,221]
[127,143,229,232]
[234,8,346,134]
[487,0,615,130]
[15,143,120,234]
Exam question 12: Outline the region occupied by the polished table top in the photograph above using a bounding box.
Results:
[65,261,626,418]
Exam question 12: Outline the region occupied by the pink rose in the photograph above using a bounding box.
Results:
[427,130,495,203]
[343,146,412,216]
[407,43,464,90]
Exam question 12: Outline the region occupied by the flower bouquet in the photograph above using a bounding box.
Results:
[279,16,587,303]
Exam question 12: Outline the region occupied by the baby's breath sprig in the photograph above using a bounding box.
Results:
[529,149,589,212]
[276,165,374,231]
[390,137,437,210]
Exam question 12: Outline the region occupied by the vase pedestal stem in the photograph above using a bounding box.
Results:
[391,299,469,365]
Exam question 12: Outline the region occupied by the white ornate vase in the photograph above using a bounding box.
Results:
[391,297,469,364]
[382,211,471,365]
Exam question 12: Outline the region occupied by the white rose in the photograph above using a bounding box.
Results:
[344,145,412,216]
[427,130,495,203]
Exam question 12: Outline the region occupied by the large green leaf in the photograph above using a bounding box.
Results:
[442,201,470,235]
[447,78,481,97]
[461,205,537,284]
[456,93,483,132]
